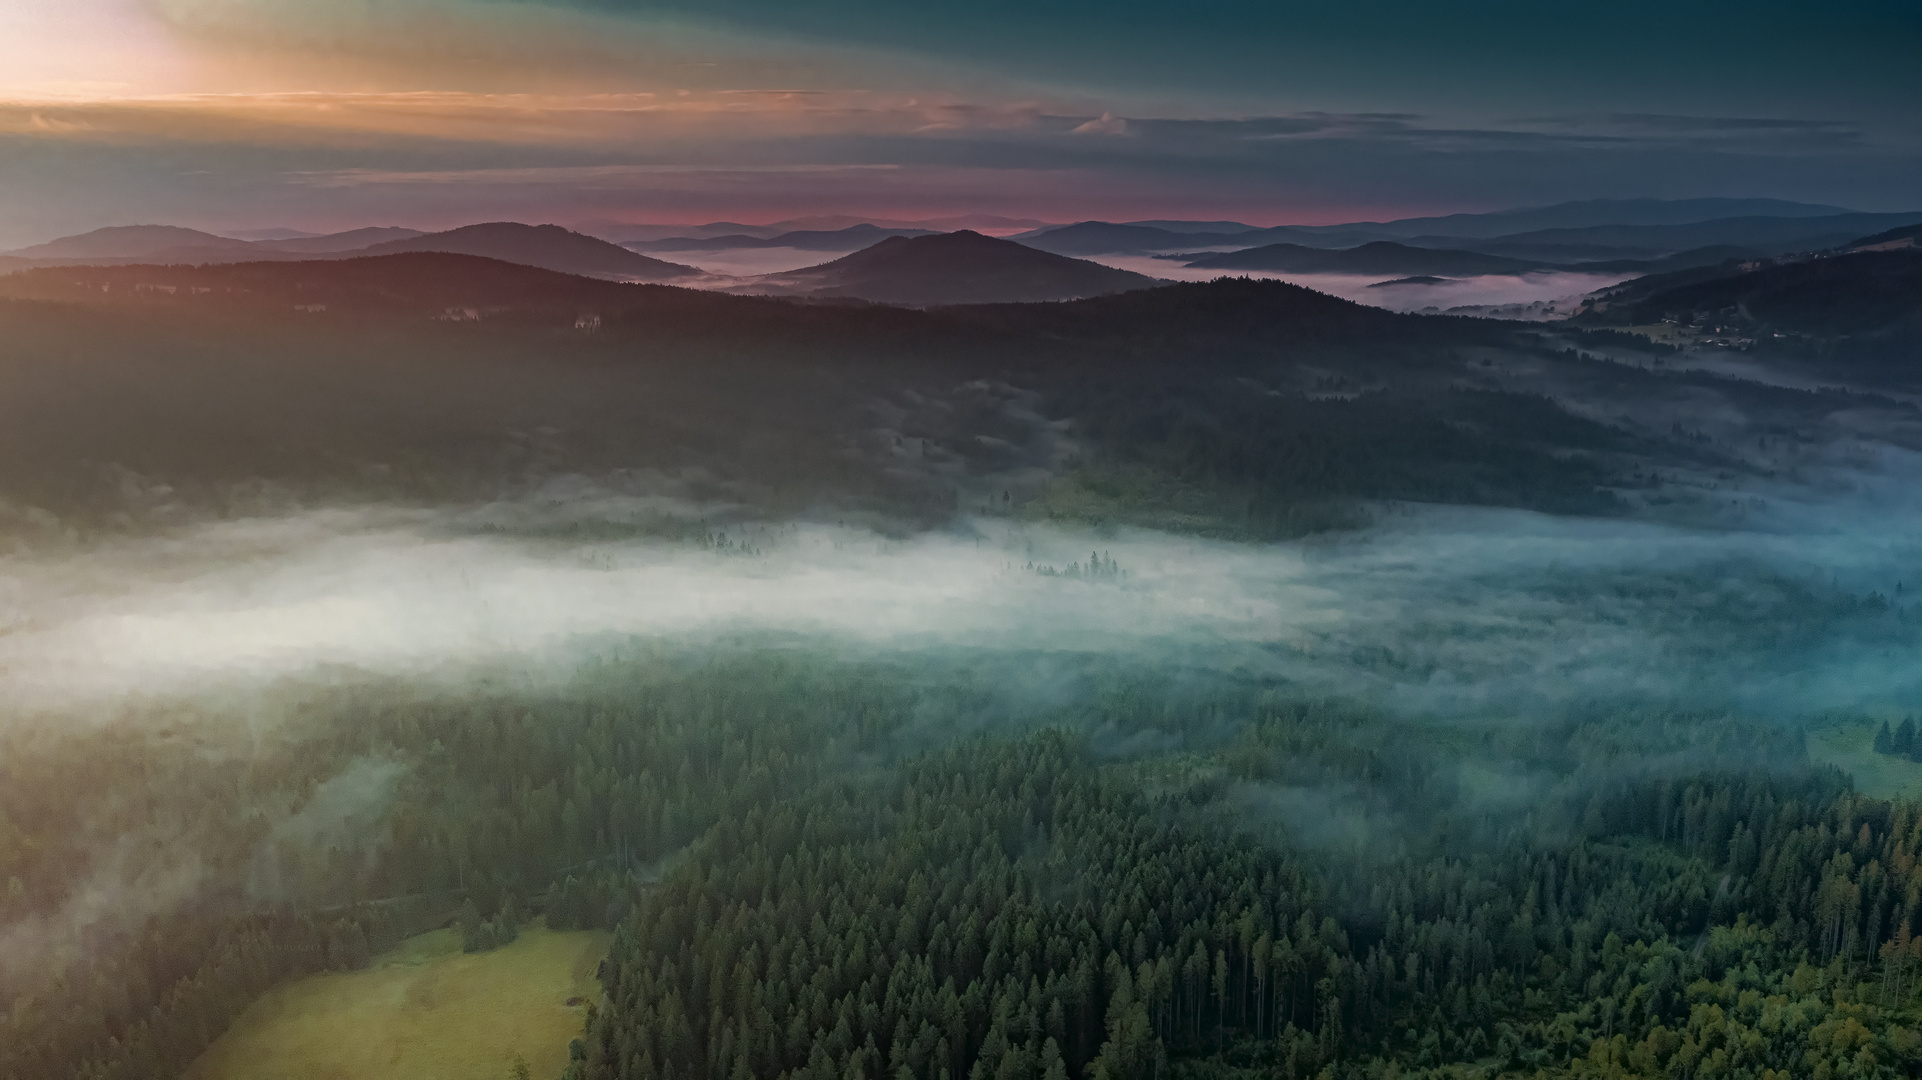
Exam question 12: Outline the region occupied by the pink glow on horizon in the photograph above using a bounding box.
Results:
[568,202,1447,231]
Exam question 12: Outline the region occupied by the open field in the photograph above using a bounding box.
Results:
[185,922,610,1080]
[1808,720,1922,800]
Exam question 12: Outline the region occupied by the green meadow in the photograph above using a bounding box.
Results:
[185,923,609,1080]
[1808,717,1922,800]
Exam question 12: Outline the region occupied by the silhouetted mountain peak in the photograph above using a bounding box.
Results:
[6,225,255,260]
[750,230,1161,306]
[362,222,701,281]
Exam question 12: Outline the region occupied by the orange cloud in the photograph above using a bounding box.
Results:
[0,89,1065,149]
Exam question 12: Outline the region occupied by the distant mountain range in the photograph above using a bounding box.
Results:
[742,231,1160,305]
[0,223,700,281]
[1009,202,1922,263]
[0,230,1160,308]
[1440,213,1922,261]
[8,220,1915,361]
[1016,222,1255,256]
[6,225,258,260]
[354,223,698,281]
[254,227,425,253]
[1284,197,1860,239]
[622,225,936,254]
[8,200,1921,301]
[589,214,1049,243]
[1016,198,1856,243]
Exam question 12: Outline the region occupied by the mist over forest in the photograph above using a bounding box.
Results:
[1,195,1921,1080]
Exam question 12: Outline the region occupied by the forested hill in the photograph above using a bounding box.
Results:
[0,259,1651,539]
[1582,249,1922,339]
[4,251,1914,541]
[747,231,1162,305]
[0,253,1403,344]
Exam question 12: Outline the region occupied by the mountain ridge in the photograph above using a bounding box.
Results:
[5,225,256,260]
[744,231,1161,306]
[359,223,701,281]
[622,225,937,254]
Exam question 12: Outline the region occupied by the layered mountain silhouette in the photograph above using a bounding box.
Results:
[596,215,1047,244]
[1282,198,1861,240]
[359,223,700,280]
[9,201,1922,301]
[1446,213,1922,261]
[1016,222,1259,256]
[6,225,257,261]
[1010,200,1872,254]
[1183,241,1543,277]
[623,225,936,253]
[745,231,1160,305]
[253,227,424,253]
[0,222,698,280]
[1573,247,1922,370]
[0,253,658,317]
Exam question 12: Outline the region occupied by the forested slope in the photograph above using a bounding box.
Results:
[6,259,1890,542]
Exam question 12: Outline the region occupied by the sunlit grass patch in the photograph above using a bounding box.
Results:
[1808,719,1922,799]
[186,921,609,1080]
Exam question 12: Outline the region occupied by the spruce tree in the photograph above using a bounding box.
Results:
[459,898,485,953]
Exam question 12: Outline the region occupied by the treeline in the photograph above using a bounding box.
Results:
[1875,718,1922,763]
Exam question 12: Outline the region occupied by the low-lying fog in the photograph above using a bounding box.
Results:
[636,247,1631,317]
[1085,255,1634,316]
[7,449,1918,1001]
[7,447,1922,728]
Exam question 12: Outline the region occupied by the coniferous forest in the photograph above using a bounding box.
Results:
[6,643,1922,1080]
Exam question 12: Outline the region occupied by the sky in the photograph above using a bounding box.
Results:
[0,0,1917,245]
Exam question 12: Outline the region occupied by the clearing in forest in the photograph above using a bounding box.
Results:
[1808,718,1922,800]
[186,921,610,1080]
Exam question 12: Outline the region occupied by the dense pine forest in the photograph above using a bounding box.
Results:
[6,645,1922,1080]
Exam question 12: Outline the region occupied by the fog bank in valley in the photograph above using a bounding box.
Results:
[7,446,1919,1040]
[5,449,1921,729]
[1082,255,1634,315]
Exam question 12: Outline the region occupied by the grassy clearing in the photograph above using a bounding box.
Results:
[1808,720,1922,800]
[186,921,610,1080]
